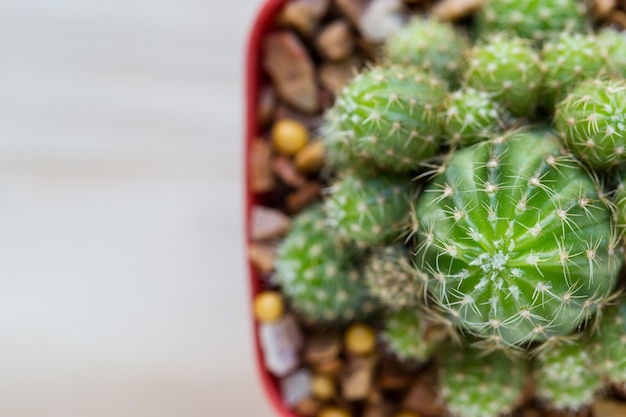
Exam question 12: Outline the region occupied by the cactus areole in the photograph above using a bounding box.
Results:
[414,131,621,349]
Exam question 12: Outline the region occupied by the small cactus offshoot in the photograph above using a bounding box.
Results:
[591,300,626,393]
[274,204,374,322]
[381,309,446,362]
[598,28,626,78]
[413,131,621,349]
[555,79,626,169]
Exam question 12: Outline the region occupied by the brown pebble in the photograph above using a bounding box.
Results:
[362,403,396,417]
[519,407,541,417]
[335,0,370,26]
[286,181,322,213]
[257,86,276,126]
[273,155,307,188]
[431,0,484,21]
[377,356,415,391]
[314,358,344,376]
[595,0,617,19]
[316,20,355,61]
[319,56,363,93]
[608,9,626,28]
[295,396,324,417]
[263,32,319,114]
[592,399,626,417]
[305,330,342,364]
[249,139,275,194]
[276,0,331,37]
[251,205,291,241]
[295,140,325,174]
[275,104,324,130]
[248,242,277,273]
[402,366,444,417]
[341,355,379,401]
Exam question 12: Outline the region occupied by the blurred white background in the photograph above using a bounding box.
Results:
[0,0,275,415]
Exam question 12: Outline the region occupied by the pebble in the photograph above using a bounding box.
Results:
[319,56,363,93]
[608,10,626,28]
[318,406,352,417]
[263,32,319,114]
[359,0,405,42]
[345,323,377,356]
[257,85,276,126]
[295,397,324,417]
[281,368,312,407]
[248,242,277,273]
[377,356,414,390]
[363,404,396,417]
[295,140,325,174]
[596,0,617,19]
[253,291,285,323]
[277,0,331,37]
[402,367,444,417]
[394,412,420,417]
[431,0,484,21]
[251,205,291,241]
[286,181,322,213]
[316,20,355,61]
[341,354,379,400]
[311,373,336,400]
[272,119,309,156]
[249,139,275,194]
[592,399,626,417]
[273,155,307,188]
[335,0,369,26]
[260,314,304,377]
[306,330,342,364]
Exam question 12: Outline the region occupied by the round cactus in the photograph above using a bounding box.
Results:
[535,341,602,411]
[542,32,610,111]
[598,28,626,79]
[274,204,374,322]
[413,130,622,350]
[364,245,423,308]
[477,0,587,43]
[465,35,544,117]
[440,344,528,417]
[384,17,469,88]
[444,88,508,147]
[325,174,417,246]
[323,66,448,173]
[555,79,626,170]
[381,309,445,362]
[591,300,626,393]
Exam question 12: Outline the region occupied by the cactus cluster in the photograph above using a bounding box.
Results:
[269,2,626,416]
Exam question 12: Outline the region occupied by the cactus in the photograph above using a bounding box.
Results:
[465,35,544,117]
[381,308,446,362]
[535,340,603,411]
[542,32,610,111]
[555,79,626,170]
[440,344,528,417]
[598,28,626,79]
[384,17,469,88]
[325,174,418,246]
[444,88,509,147]
[364,245,423,308]
[323,66,448,173]
[477,0,587,43]
[413,130,622,350]
[591,300,626,393]
[274,204,375,322]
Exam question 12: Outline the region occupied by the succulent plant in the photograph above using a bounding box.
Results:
[598,27,626,78]
[413,130,622,350]
[465,35,544,117]
[364,245,423,308]
[555,79,626,170]
[591,300,626,393]
[444,88,508,147]
[381,308,446,362]
[323,66,448,173]
[274,204,375,322]
[440,344,528,417]
[477,0,587,43]
[384,17,469,88]
[325,174,418,246]
[542,32,610,111]
[535,340,602,411]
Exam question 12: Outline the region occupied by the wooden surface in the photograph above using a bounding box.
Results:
[0,0,275,415]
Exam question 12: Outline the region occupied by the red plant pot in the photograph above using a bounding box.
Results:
[245,1,297,416]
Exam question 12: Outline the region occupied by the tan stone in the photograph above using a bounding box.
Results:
[249,139,275,194]
[295,140,325,174]
[276,0,331,37]
[431,0,484,21]
[250,205,291,241]
[596,0,617,19]
[319,56,363,93]
[316,20,355,61]
[248,242,277,273]
[341,354,379,401]
[272,155,306,188]
[286,181,322,213]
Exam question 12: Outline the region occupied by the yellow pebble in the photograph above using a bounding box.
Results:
[272,119,309,156]
[394,411,420,417]
[344,323,376,356]
[253,291,284,323]
[311,373,336,400]
[295,140,325,173]
[318,406,351,417]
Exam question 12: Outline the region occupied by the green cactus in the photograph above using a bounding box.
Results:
[384,17,469,88]
[591,300,626,393]
[274,204,374,322]
[555,79,626,170]
[325,174,417,246]
[535,341,602,411]
[598,28,626,79]
[440,344,528,417]
[444,88,509,147]
[477,0,587,43]
[413,130,622,350]
[465,35,544,117]
[364,245,423,308]
[381,308,446,362]
[323,66,448,173]
[542,32,610,111]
